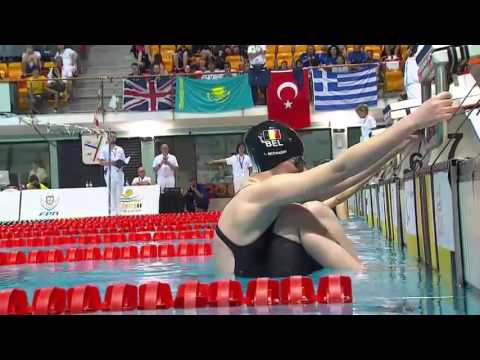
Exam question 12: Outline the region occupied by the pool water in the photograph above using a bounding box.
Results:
[1,217,480,315]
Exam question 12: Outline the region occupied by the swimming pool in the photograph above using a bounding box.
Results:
[1,217,479,315]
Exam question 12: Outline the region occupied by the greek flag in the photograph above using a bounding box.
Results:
[312,64,378,111]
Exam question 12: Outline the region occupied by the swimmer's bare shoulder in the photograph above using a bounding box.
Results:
[218,175,282,246]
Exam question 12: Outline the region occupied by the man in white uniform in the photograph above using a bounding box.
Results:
[208,143,253,193]
[153,144,179,193]
[98,134,127,216]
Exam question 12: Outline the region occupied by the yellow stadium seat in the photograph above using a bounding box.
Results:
[161,50,175,62]
[43,62,55,70]
[0,63,8,77]
[266,53,275,69]
[294,51,303,62]
[384,70,404,92]
[315,45,326,53]
[277,45,293,54]
[295,45,307,53]
[8,63,22,80]
[161,45,176,52]
[163,58,174,73]
[226,55,242,71]
[276,53,293,67]
[266,45,276,54]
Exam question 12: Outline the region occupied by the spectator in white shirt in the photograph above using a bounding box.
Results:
[131,167,153,186]
[404,45,422,101]
[153,143,179,193]
[55,45,78,78]
[247,45,270,105]
[55,45,78,97]
[208,143,253,193]
[355,104,377,142]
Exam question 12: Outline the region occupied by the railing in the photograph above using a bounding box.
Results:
[0,61,402,116]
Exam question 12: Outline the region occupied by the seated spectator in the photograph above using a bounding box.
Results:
[382,45,400,61]
[184,179,209,212]
[247,45,269,105]
[332,55,349,73]
[223,62,237,77]
[146,45,160,67]
[174,46,192,72]
[276,60,289,70]
[128,63,142,80]
[202,61,223,80]
[29,160,48,184]
[27,67,59,113]
[152,63,169,77]
[26,174,48,190]
[300,45,323,67]
[22,46,42,76]
[132,167,153,186]
[324,45,342,65]
[47,57,67,97]
[365,50,376,63]
[347,45,368,64]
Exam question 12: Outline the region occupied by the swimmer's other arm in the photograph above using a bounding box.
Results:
[323,137,413,208]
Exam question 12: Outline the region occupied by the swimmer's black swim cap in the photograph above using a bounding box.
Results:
[244,120,304,172]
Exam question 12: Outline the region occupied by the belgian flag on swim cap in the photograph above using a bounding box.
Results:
[244,120,304,172]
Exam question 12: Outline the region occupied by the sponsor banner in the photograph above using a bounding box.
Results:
[17,185,161,221]
[20,188,107,221]
[120,185,160,215]
[0,191,21,222]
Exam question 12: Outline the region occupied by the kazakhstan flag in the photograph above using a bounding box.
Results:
[175,74,254,113]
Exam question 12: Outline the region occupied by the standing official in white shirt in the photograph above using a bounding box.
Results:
[98,133,127,216]
[153,143,179,193]
[208,143,253,193]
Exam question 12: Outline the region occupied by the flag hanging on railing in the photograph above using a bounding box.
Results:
[175,74,254,113]
[311,64,378,111]
[266,69,311,129]
[123,76,175,111]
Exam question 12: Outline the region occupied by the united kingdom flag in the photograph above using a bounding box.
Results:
[123,76,175,111]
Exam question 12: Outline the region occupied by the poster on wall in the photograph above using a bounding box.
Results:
[433,172,455,251]
[82,134,108,165]
[404,179,417,236]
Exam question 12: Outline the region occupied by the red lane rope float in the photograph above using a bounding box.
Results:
[0,212,221,237]
[0,275,353,315]
[0,243,213,268]
[174,281,209,309]
[317,275,352,304]
[66,285,102,314]
[138,282,173,310]
[280,276,316,305]
[0,228,215,250]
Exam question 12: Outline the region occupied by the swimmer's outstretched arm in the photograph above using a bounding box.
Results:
[245,93,458,209]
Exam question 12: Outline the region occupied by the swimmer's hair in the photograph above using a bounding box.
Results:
[355,104,369,113]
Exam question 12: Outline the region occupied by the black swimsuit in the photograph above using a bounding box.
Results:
[215,224,323,278]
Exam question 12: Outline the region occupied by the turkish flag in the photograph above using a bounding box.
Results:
[267,69,311,129]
